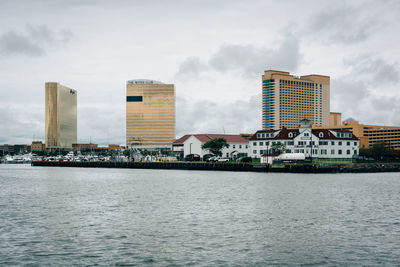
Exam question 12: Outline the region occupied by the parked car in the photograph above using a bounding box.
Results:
[206,156,218,162]
[184,154,201,161]
[203,154,213,162]
[217,157,229,162]
[236,156,252,163]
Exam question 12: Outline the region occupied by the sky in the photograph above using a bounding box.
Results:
[1,0,399,146]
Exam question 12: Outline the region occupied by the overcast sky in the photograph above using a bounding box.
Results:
[1,0,399,145]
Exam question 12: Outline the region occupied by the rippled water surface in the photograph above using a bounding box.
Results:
[1,165,400,266]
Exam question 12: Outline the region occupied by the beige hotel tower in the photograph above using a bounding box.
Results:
[126,79,175,148]
[45,82,77,150]
[262,70,330,130]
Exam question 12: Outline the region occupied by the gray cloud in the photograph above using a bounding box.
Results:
[332,55,400,125]
[0,25,73,57]
[176,36,301,79]
[0,30,44,56]
[308,4,379,44]
[343,55,399,85]
[78,105,125,146]
[331,78,370,114]
[0,104,44,144]
[175,57,207,80]
[176,94,261,137]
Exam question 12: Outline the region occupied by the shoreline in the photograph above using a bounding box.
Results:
[30,161,400,173]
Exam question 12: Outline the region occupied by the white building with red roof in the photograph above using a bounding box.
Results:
[173,134,249,159]
[250,119,360,159]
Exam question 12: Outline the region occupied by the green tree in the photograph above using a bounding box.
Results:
[360,142,396,160]
[270,142,285,154]
[201,138,229,157]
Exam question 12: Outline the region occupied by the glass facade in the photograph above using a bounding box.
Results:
[45,83,77,149]
[126,80,175,147]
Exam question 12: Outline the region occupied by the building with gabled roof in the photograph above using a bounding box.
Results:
[250,119,359,159]
[173,134,249,159]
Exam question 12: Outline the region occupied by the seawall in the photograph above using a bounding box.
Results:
[31,161,400,173]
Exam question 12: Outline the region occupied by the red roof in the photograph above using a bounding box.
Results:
[173,135,191,144]
[173,134,248,144]
[250,128,359,140]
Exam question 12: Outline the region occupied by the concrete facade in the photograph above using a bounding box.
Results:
[262,70,330,130]
[315,120,400,150]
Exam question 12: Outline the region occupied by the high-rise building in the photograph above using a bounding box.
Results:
[45,82,77,150]
[262,70,330,130]
[126,79,175,148]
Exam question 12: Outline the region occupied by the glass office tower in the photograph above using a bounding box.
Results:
[45,82,77,150]
[126,79,175,148]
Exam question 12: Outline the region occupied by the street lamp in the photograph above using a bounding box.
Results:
[189,143,193,155]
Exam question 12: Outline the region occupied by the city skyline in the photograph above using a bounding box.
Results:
[1,0,399,145]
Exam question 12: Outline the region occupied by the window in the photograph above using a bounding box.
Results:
[347,141,350,146]
[260,150,264,154]
[257,133,261,138]
[354,142,357,146]
[347,150,350,155]
[126,96,143,102]
[253,142,257,146]
[239,145,242,149]
[321,149,327,155]
[319,132,324,138]
[338,150,342,155]
[233,145,235,149]
[331,141,335,146]
[288,132,293,138]
[266,141,270,146]
[253,150,257,154]
[304,132,309,137]
[338,141,342,146]
[259,142,263,146]
[331,149,335,155]
[246,145,248,149]
[354,150,358,155]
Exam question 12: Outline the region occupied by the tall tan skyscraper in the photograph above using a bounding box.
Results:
[126,79,175,148]
[45,82,77,150]
[262,70,330,130]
